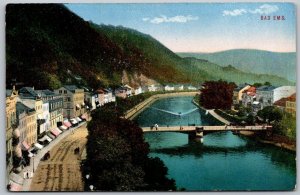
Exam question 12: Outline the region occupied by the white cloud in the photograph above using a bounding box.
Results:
[223,4,279,17]
[143,15,199,24]
[249,4,279,14]
[222,9,247,16]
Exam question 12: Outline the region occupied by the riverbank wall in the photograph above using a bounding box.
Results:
[125,91,198,120]
[239,131,296,152]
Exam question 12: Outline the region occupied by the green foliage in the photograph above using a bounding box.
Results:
[85,105,176,191]
[253,83,263,88]
[45,73,62,90]
[257,106,283,123]
[272,113,296,140]
[200,80,236,109]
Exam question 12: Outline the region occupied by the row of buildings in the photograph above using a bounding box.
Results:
[113,84,197,99]
[232,84,296,115]
[6,83,198,176]
[6,85,89,177]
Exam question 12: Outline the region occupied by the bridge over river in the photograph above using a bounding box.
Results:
[142,125,272,132]
[142,125,272,142]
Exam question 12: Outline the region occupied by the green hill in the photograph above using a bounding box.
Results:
[6,4,294,90]
[178,49,296,82]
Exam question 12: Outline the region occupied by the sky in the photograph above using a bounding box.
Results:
[65,3,296,53]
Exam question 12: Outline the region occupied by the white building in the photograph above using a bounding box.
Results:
[164,85,175,91]
[256,86,276,108]
[41,102,50,135]
[273,86,296,103]
[148,84,158,92]
[175,85,184,91]
[123,85,132,97]
[134,86,143,95]
[187,85,197,90]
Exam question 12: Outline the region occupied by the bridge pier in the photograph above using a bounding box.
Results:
[188,127,204,143]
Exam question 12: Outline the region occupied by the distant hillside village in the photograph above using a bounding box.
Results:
[5,83,198,177]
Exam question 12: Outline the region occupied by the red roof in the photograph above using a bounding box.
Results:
[244,86,256,94]
[96,89,105,94]
[287,93,296,102]
[274,97,289,107]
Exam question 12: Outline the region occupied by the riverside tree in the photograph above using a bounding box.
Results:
[200,80,236,109]
[84,107,176,191]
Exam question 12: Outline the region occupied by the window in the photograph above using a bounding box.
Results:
[64,90,67,94]
[59,90,62,94]
[67,97,71,102]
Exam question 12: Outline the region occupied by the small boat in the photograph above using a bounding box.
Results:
[205,110,209,115]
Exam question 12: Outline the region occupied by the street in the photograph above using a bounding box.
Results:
[29,124,88,191]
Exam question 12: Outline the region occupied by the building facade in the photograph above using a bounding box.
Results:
[241,86,256,107]
[286,93,296,117]
[55,85,85,119]
[233,84,251,105]
[256,86,276,109]
[16,102,37,148]
[6,88,18,174]
[35,90,64,130]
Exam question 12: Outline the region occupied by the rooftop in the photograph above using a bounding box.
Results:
[64,85,80,91]
[256,85,276,91]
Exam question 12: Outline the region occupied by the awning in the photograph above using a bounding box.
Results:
[59,125,68,131]
[86,106,90,109]
[28,152,34,158]
[50,128,62,137]
[9,182,22,191]
[82,102,85,106]
[47,133,55,140]
[70,118,78,124]
[34,143,44,150]
[21,141,30,151]
[45,136,52,142]
[38,135,52,142]
[76,104,80,108]
[63,120,72,127]
[76,117,82,122]
[253,101,260,105]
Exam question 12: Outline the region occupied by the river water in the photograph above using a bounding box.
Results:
[134,96,296,191]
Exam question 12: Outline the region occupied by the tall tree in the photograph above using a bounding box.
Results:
[200,80,236,109]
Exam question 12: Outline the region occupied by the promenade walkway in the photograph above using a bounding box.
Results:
[207,110,231,125]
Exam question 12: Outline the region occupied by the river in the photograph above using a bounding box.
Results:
[134,96,296,191]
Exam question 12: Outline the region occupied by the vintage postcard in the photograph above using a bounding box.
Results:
[5,2,296,191]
